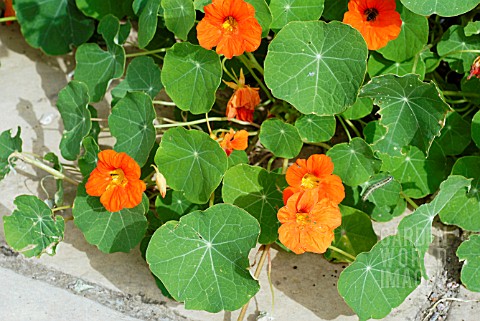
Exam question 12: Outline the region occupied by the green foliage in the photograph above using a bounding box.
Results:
[368,53,426,80]
[437,25,480,74]
[146,204,260,312]
[341,97,373,120]
[155,191,207,223]
[245,0,272,37]
[3,195,64,257]
[161,0,195,40]
[322,0,348,21]
[465,21,480,36]
[259,119,303,158]
[295,115,336,143]
[473,111,480,148]
[457,235,480,292]
[0,127,22,180]
[400,0,480,17]
[43,153,64,206]
[76,0,134,19]
[134,0,162,48]
[78,137,100,177]
[269,0,324,30]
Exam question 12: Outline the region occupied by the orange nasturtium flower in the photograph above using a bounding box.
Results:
[468,56,480,80]
[225,69,260,122]
[278,190,342,254]
[196,0,262,59]
[220,128,248,156]
[4,0,15,25]
[283,154,345,205]
[86,150,146,212]
[343,0,402,50]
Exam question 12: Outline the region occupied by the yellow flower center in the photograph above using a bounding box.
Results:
[108,169,128,189]
[222,16,238,33]
[296,213,310,226]
[301,173,321,189]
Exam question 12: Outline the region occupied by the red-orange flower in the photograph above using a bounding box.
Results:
[278,190,342,254]
[219,128,248,156]
[196,0,262,59]
[86,150,146,212]
[343,0,402,50]
[283,154,344,205]
[468,56,480,80]
[225,69,260,122]
[4,0,15,25]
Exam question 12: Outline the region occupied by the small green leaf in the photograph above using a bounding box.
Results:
[0,127,22,180]
[400,0,480,17]
[264,21,368,115]
[155,127,228,204]
[246,0,272,37]
[222,164,283,244]
[367,52,426,80]
[3,195,64,257]
[322,0,348,21]
[14,0,94,55]
[134,0,162,48]
[327,138,381,187]
[324,205,377,263]
[341,97,373,120]
[360,74,450,156]
[379,146,448,198]
[194,0,210,11]
[146,204,260,312]
[437,25,480,74]
[377,1,428,62]
[112,56,163,104]
[161,0,195,40]
[227,150,249,169]
[457,235,480,292]
[76,0,134,20]
[44,153,64,206]
[259,119,303,159]
[155,191,207,223]
[295,115,336,143]
[78,136,100,177]
[472,111,480,148]
[57,81,92,161]
[162,43,222,114]
[73,183,148,253]
[74,15,127,102]
[435,112,471,156]
[269,0,324,30]
[465,21,480,36]
[363,120,386,145]
[109,92,156,167]
[338,235,422,321]
[438,157,480,232]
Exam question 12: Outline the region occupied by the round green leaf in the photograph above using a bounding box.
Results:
[435,112,471,156]
[74,16,127,102]
[161,0,195,40]
[367,52,426,80]
[246,0,272,37]
[400,0,480,17]
[0,127,22,180]
[465,21,480,36]
[134,0,162,48]
[155,127,228,204]
[324,205,377,263]
[437,25,480,74]
[472,111,480,148]
[57,81,92,161]
[322,0,348,21]
[109,92,156,167]
[438,157,480,232]
[3,195,64,258]
[76,0,134,20]
[295,115,335,143]
[264,21,368,115]
[112,56,163,104]
[338,235,422,321]
[259,119,302,158]
[146,204,260,312]
[360,74,450,156]
[14,0,94,55]
[73,184,148,253]
[222,164,283,244]
[341,97,373,120]
[269,0,324,30]
[379,146,448,198]
[377,1,428,62]
[457,235,480,292]
[162,43,222,114]
[327,137,381,187]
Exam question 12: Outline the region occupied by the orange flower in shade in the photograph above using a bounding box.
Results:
[278,190,342,254]
[283,154,344,205]
[468,56,480,80]
[343,0,402,50]
[4,0,15,25]
[196,0,262,59]
[220,128,248,156]
[86,150,146,212]
[225,69,260,122]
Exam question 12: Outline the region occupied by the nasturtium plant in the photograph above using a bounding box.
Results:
[3,0,480,320]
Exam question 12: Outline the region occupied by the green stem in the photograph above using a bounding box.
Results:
[281,158,289,174]
[209,192,215,207]
[11,152,79,186]
[155,116,260,129]
[303,141,332,150]
[401,192,419,210]
[237,54,275,102]
[267,156,276,172]
[52,205,72,213]
[245,52,265,75]
[0,16,17,23]
[343,117,362,138]
[442,91,480,98]
[125,48,167,58]
[152,100,177,106]
[337,116,352,141]
[221,57,237,81]
[440,49,480,59]
[328,245,356,262]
